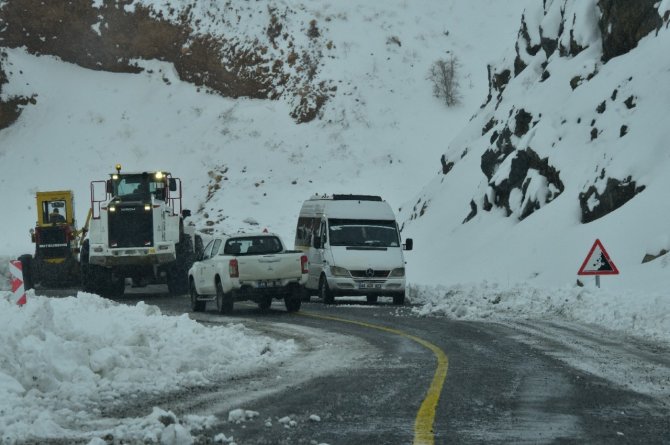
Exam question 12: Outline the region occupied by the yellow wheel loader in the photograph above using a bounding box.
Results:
[19,191,91,289]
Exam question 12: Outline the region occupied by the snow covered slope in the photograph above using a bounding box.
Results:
[0,0,532,255]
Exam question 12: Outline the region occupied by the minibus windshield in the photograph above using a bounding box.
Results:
[328,219,399,247]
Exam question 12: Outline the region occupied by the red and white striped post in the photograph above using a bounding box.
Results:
[9,260,27,306]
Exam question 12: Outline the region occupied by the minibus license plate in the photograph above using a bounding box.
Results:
[359,283,381,289]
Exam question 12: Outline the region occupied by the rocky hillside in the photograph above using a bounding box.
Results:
[434,0,665,224]
[0,0,333,128]
[402,0,670,289]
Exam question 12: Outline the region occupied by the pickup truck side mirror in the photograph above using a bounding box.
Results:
[404,238,413,251]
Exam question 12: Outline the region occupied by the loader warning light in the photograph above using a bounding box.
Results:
[115,164,122,174]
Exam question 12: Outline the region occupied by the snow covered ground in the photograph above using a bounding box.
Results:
[0,289,373,444]
[0,291,295,443]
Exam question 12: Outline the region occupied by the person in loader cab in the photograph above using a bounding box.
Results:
[49,208,65,223]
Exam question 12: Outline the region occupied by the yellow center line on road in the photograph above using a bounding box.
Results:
[300,311,449,445]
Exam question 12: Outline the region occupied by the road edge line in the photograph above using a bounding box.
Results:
[300,311,449,445]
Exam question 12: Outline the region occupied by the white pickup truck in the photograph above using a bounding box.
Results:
[187,232,308,314]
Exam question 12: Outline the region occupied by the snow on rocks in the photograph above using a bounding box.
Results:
[227,408,260,424]
[278,415,298,428]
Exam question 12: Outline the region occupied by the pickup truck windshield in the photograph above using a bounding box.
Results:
[328,219,399,248]
[223,236,283,255]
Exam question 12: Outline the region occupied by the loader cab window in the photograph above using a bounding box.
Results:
[112,174,167,201]
[44,200,67,224]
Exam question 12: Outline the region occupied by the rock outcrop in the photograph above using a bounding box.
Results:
[458,0,664,224]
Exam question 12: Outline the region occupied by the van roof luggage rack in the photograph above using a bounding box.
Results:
[332,194,382,201]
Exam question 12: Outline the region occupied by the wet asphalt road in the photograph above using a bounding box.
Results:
[39,287,670,444]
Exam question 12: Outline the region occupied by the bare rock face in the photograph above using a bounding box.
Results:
[0,51,34,130]
[579,176,645,223]
[484,147,564,220]
[598,0,662,62]
[0,0,332,122]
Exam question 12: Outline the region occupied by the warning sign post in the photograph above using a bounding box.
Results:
[577,239,619,288]
[8,260,27,306]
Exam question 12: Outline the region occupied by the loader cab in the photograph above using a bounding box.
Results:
[108,172,170,202]
[36,191,75,227]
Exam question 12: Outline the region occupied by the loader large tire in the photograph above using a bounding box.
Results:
[168,234,195,296]
[18,254,35,291]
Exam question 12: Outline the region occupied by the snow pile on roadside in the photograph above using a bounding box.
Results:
[409,283,670,343]
[0,292,297,443]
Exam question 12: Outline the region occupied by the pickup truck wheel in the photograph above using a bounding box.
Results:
[319,275,335,305]
[285,295,302,312]
[216,281,233,314]
[190,279,206,312]
[393,292,406,306]
[366,295,378,304]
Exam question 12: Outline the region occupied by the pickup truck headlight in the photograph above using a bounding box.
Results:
[389,267,405,277]
[330,266,350,277]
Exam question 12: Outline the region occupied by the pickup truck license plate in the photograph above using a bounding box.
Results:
[359,283,382,289]
[257,280,278,288]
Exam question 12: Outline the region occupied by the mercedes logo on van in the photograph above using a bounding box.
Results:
[366,268,374,277]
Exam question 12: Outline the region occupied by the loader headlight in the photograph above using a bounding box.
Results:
[155,171,164,179]
[109,206,116,212]
[144,204,151,211]
[389,267,405,277]
[330,266,350,277]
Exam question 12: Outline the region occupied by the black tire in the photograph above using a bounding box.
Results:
[366,295,378,304]
[18,254,34,291]
[285,287,302,312]
[319,275,335,305]
[215,280,233,314]
[168,234,196,296]
[96,268,125,299]
[82,264,104,294]
[194,234,205,260]
[109,275,126,298]
[190,279,206,312]
[167,267,188,296]
[80,240,96,293]
[393,293,405,306]
[258,296,272,311]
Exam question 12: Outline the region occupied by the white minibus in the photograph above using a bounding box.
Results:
[295,194,413,305]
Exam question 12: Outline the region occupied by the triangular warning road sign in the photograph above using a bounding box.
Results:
[578,239,619,276]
